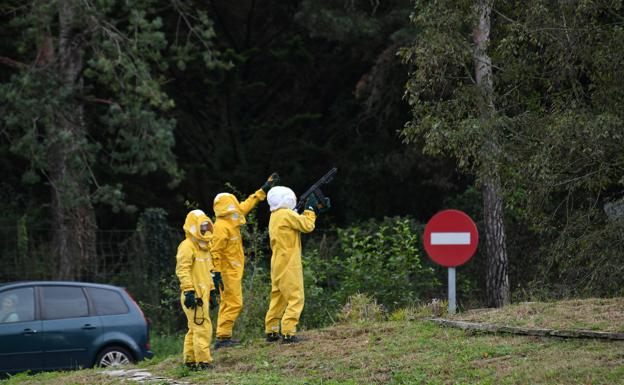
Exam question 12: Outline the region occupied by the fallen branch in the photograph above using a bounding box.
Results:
[427,318,624,340]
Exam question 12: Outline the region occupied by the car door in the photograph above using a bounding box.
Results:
[0,286,43,373]
[39,285,102,370]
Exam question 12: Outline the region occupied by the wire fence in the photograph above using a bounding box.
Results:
[0,222,336,284]
[0,227,180,280]
[0,220,336,334]
[0,224,188,331]
[0,215,374,337]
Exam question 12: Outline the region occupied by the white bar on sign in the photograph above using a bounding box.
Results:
[431,232,471,245]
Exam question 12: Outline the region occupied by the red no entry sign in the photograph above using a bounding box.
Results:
[424,209,478,267]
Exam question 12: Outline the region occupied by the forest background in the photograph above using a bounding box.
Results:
[1,0,623,334]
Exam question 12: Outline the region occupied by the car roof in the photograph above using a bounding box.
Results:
[0,281,124,291]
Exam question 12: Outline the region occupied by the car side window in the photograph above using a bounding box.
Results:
[87,287,129,316]
[41,286,89,320]
[0,287,35,323]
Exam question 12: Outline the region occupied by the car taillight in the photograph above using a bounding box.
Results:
[144,317,152,350]
[124,288,151,350]
[124,288,147,320]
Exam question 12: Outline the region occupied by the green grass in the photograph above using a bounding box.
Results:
[4,319,623,385]
[145,333,184,363]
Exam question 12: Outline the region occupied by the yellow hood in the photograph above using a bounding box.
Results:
[213,193,240,217]
[183,209,213,246]
[213,193,247,226]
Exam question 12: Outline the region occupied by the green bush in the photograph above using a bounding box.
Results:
[306,217,443,316]
[233,216,445,333]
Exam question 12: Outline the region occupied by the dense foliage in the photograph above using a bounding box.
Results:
[401,0,624,298]
[0,0,462,229]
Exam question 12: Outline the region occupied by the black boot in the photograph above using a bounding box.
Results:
[214,338,241,349]
[266,332,281,342]
[281,334,300,344]
[184,362,196,370]
[197,362,214,370]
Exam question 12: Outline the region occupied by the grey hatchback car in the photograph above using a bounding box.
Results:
[0,281,153,374]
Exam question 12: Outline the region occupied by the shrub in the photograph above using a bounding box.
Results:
[304,216,443,321]
[389,299,449,321]
[338,293,385,323]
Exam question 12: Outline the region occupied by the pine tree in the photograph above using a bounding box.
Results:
[0,0,223,279]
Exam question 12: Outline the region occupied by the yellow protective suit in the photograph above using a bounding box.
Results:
[264,187,316,336]
[175,209,215,364]
[211,189,266,338]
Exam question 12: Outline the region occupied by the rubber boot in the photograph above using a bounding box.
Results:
[214,337,241,349]
[281,334,300,344]
[197,362,214,370]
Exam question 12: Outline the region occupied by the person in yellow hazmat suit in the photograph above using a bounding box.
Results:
[175,209,216,370]
[264,186,330,343]
[211,173,279,349]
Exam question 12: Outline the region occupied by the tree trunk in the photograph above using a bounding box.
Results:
[48,0,97,280]
[482,172,510,306]
[473,0,511,307]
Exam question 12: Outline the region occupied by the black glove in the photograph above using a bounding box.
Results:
[317,197,331,214]
[212,272,224,292]
[209,290,219,310]
[305,195,331,214]
[305,194,319,212]
[261,172,280,192]
[183,290,196,309]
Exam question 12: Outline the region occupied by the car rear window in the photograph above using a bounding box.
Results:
[87,287,129,315]
[0,287,35,323]
[41,286,89,320]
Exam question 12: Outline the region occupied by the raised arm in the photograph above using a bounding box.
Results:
[284,209,316,233]
[238,189,267,215]
[239,173,280,214]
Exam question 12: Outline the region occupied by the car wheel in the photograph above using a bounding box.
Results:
[95,346,134,367]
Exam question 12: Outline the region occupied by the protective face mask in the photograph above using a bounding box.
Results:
[200,221,211,235]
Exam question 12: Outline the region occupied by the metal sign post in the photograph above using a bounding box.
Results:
[448,267,456,314]
[423,210,479,315]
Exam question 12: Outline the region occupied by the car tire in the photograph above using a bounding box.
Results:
[95,346,134,367]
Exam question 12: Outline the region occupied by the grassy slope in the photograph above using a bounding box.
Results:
[4,321,624,384]
[3,298,624,385]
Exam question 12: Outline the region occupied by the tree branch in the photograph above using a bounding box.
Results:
[0,56,27,69]
[81,96,121,108]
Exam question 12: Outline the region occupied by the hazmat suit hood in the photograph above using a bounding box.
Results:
[267,186,297,212]
[183,209,213,249]
[213,193,247,226]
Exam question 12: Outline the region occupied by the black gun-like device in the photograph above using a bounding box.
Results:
[295,168,337,213]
